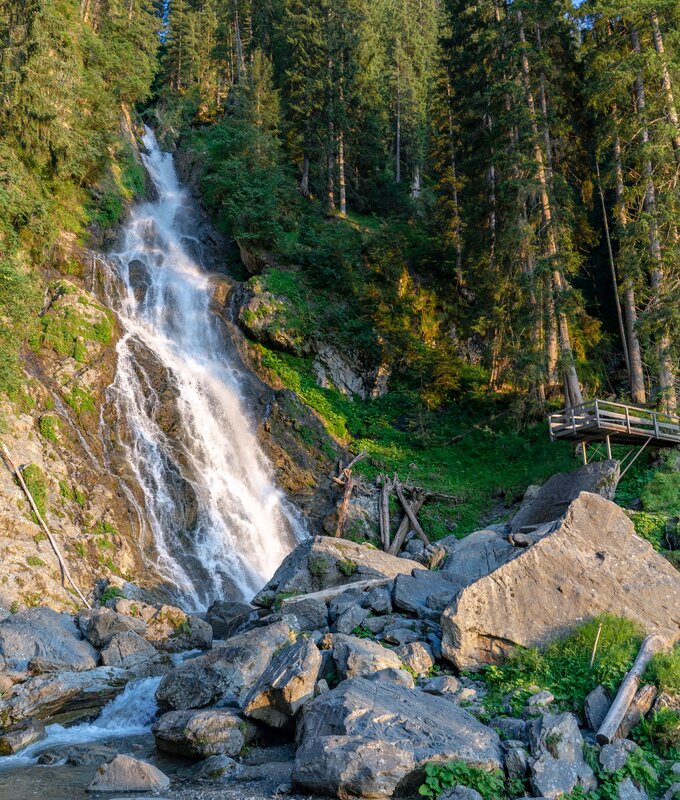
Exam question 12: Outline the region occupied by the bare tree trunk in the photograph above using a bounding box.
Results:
[338,67,347,216]
[632,26,676,412]
[517,10,582,407]
[300,151,310,197]
[396,59,401,184]
[446,79,464,285]
[613,126,646,404]
[650,13,680,159]
[234,0,245,83]
[596,159,630,379]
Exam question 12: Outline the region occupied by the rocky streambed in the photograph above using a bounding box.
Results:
[0,466,679,800]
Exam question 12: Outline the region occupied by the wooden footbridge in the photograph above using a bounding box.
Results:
[549,399,680,472]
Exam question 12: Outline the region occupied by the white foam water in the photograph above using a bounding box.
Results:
[0,677,161,770]
[103,127,305,609]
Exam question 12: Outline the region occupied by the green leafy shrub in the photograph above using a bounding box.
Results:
[338,558,357,577]
[634,709,680,759]
[21,464,48,522]
[38,415,60,443]
[628,511,668,550]
[25,556,45,567]
[418,761,506,799]
[480,615,643,715]
[100,586,123,604]
[308,555,330,577]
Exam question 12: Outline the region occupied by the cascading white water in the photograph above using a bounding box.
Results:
[104,127,304,609]
[0,677,161,770]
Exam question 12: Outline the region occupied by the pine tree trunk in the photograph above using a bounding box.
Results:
[446,80,464,285]
[632,26,676,412]
[338,130,347,215]
[234,0,244,82]
[396,61,401,184]
[300,151,310,197]
[650,13,680,159]
[517,9,583,408]
[613,127,646,404]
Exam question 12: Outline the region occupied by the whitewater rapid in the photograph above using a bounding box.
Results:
[104,127,304,609]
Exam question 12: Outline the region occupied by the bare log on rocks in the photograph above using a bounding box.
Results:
[1,443,91,609]
[394,479,430,547]
[596,633,668,744]
[280,578,393,607]
[617,683,657,739]
[378,474,392,551]
[335,470,355,538]
[388,486,427,556]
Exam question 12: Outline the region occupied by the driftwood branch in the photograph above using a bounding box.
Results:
[388,487,427,555]
[596,633,667,744]
[280,578,392,607]
[394,479,430,546]
[378,474,392,551]
[335,470,355,538]
[617,683,657,739]
[2,444,91,609]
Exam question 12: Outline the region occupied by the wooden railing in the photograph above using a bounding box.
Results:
[549,399,680,443]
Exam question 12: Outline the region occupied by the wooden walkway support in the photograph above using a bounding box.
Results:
[549,399,680,449]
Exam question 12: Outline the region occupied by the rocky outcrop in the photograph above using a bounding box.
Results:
[0,667,127,729]
[293,677,502,798]
[0,608,98,672]
[100,630,163,672]
[510,461,620,533]
[152,709,256,758]
[253,536,421,606]
[155,621,296,710]
[243,639,322,727]
[77,607,147,648]
[0,717,46,755]
[87,754,170,793]
[107,598,212,652]
[442,493,680,670]
[205,600,256,640]
[312,344,389,400]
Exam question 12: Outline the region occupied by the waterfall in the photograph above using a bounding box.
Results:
[103,127,304,610]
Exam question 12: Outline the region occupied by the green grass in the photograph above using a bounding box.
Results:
[25,555,45,567]
[64,386,96,416]
[38,415,60,444]
[260,347,576,535]
[478,615,644,717]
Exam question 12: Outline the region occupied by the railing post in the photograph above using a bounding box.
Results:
[595,401,600,429]
[654,412,659,439]
[572,407,576,435]
[625,406,631,434]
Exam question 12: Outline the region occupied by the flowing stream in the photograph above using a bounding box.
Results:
[103,127,304,609]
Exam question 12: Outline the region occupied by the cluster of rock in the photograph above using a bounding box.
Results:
[0,464,679,798]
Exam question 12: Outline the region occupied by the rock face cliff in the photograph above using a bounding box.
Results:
[0,269,153,613]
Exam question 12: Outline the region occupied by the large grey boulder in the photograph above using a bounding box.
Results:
[392,570,465,620]
[0,608,98,672]
[87,754,170,793]
[511,461,620,533]
[529,713,597,799]
[152,709,256,758]
[253,536,421,606]
[156,621,296,710]
[99,631,162,671]
[282,597,329,631]
[0,667,127,729]
[293,677,502,798]
[332,633,403,680]
[243,639,322,727]
[77,607,147,648]
[440,530,519,584]
[205,600,255,640]
[442,493,680,670]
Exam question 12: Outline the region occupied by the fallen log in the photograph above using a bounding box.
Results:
[394,479,430,547]
[617,683,657,739]
[280,578,392,607]
[378,474,392,551]
[388,487,427,556]
[1,443,91,609]
[596,633,668,744]
[335,470,355,538]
